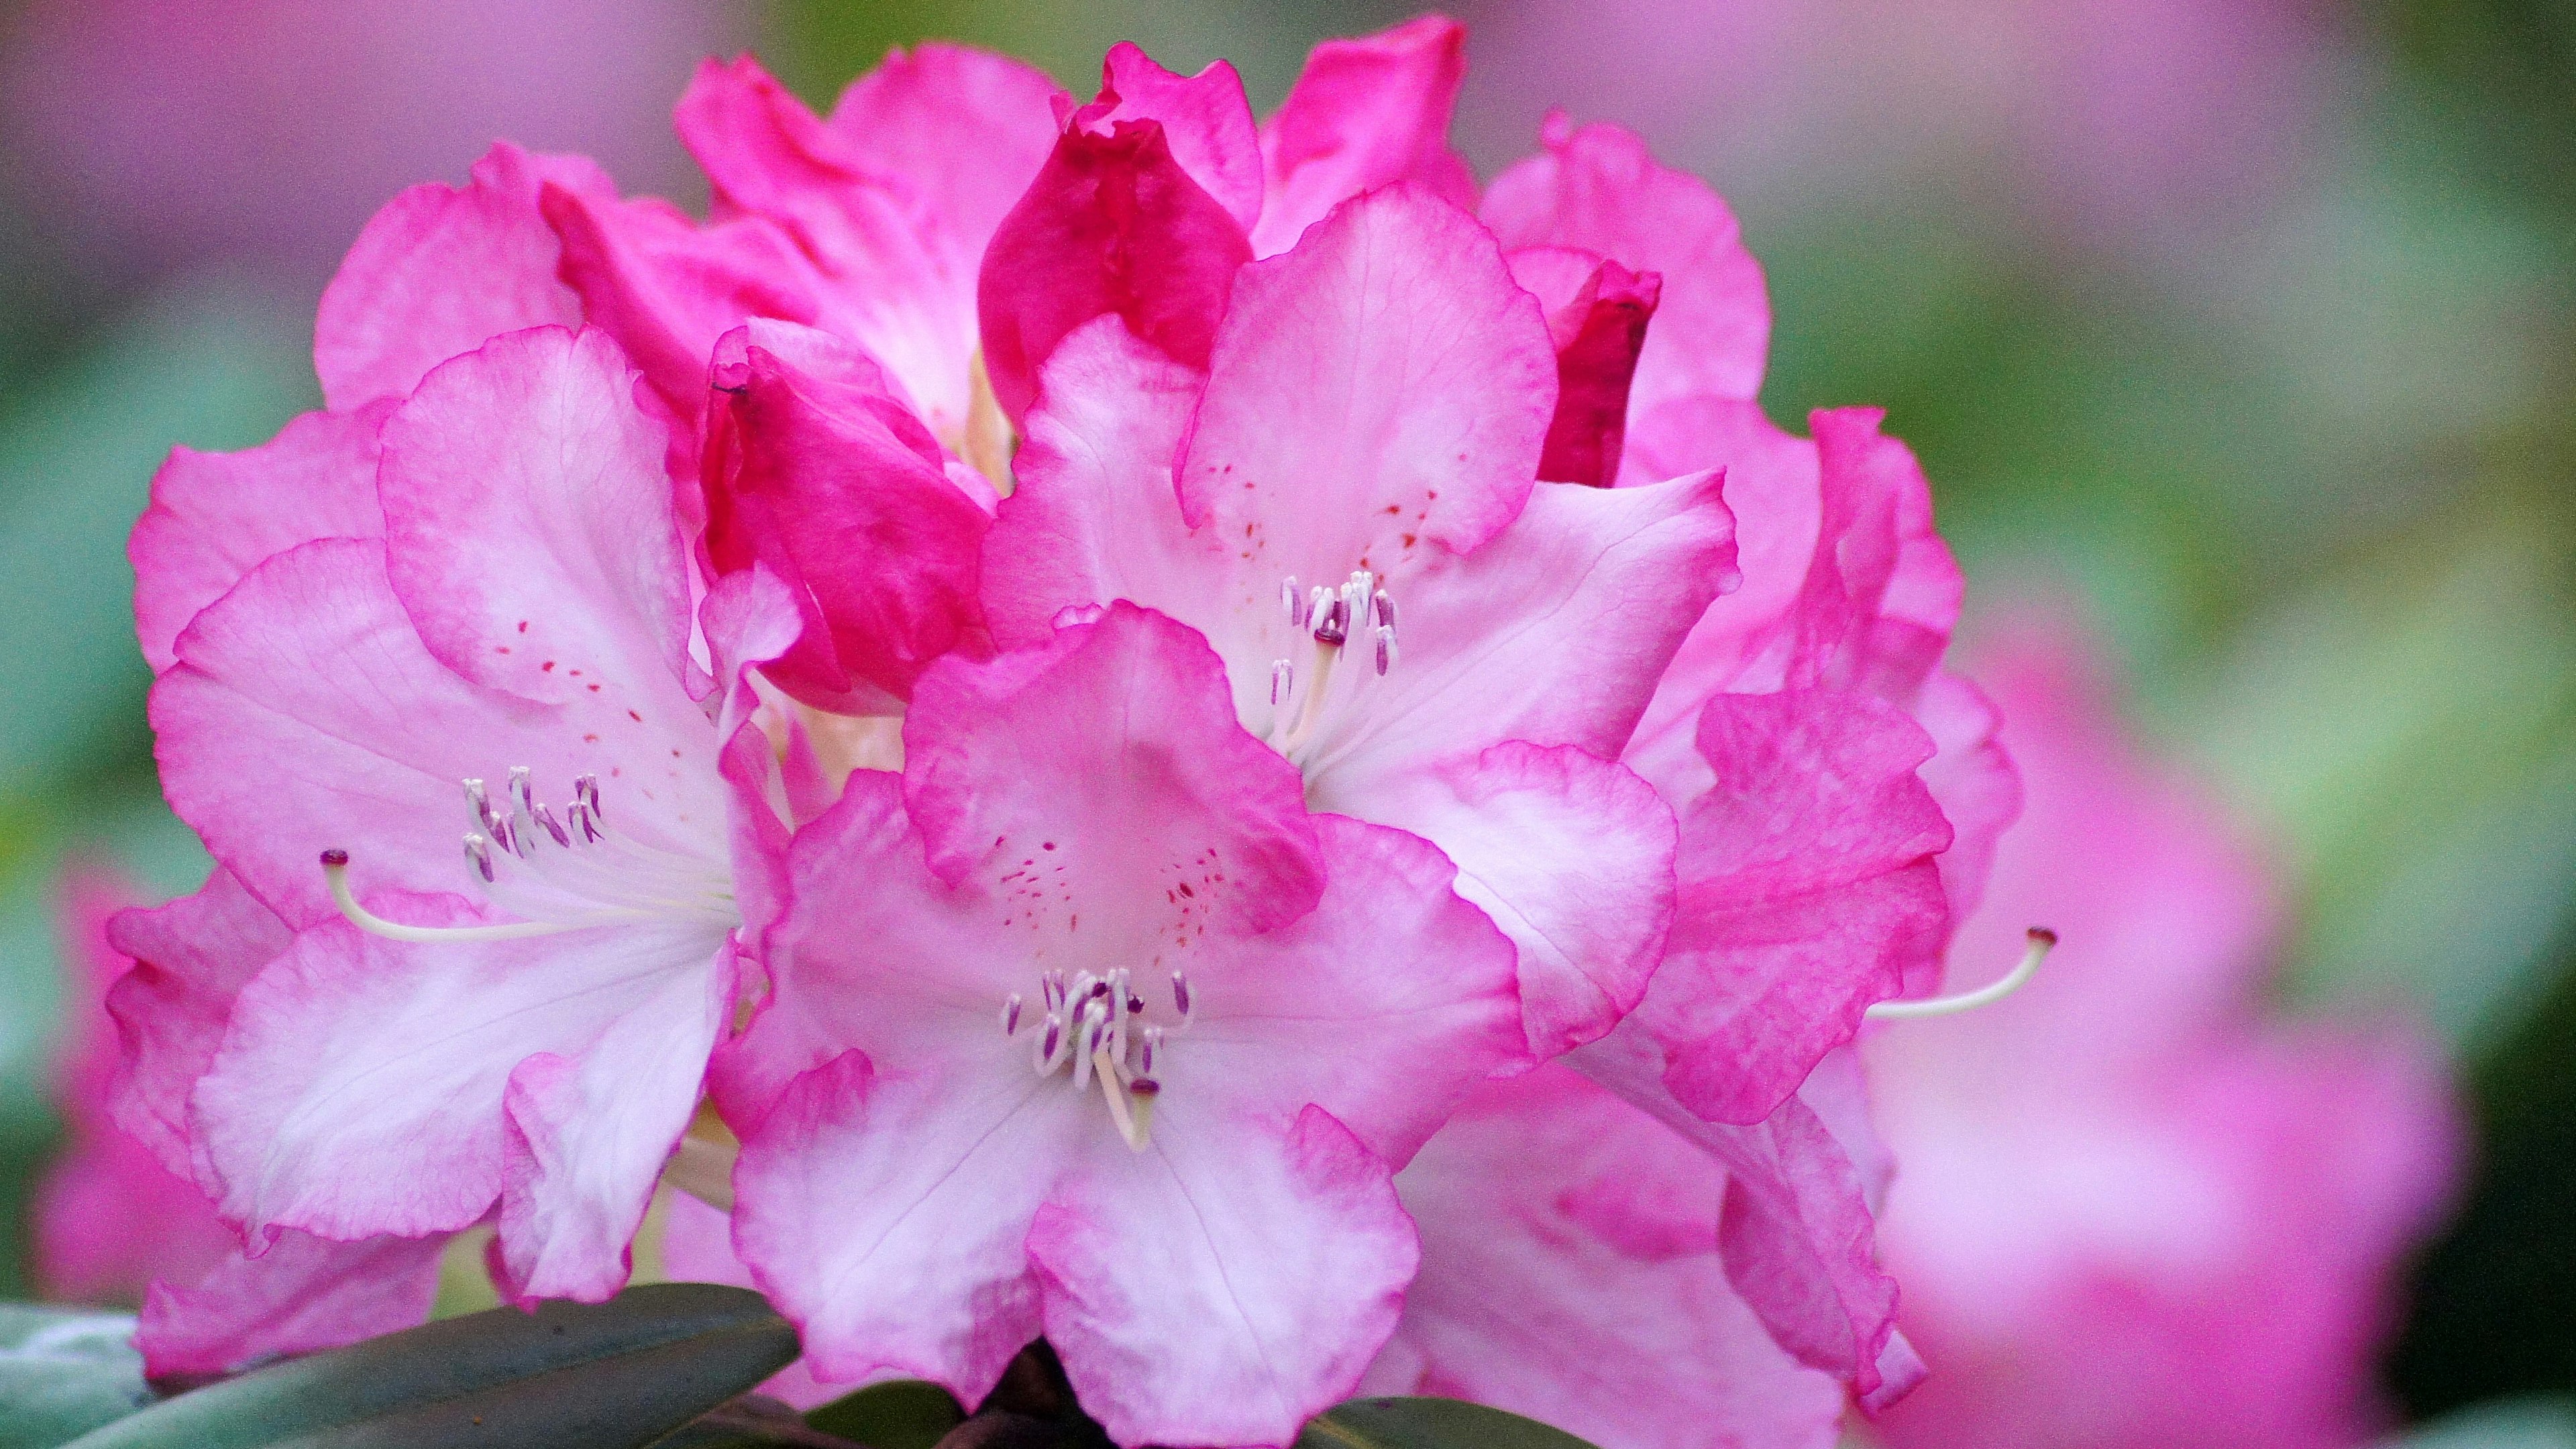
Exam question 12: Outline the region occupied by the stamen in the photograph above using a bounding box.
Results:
[1138,1026,1162,1077]
[1374,625,1395,676]
[1373,589,1395,630]
[463,833,496,883]
[1096,1051,1150,1151]
[576,773,603,823]
[1866,928,2057,1020]
[1001,993,1024,1036]
[508,765,536,820]
[1271,659,1294,708]
[1313,594,1350,647]
[1281,577,1303,629]
[533,802,572,849]
[1035,1012,1067,1074]
[463,777,497,833]
[320,849,653,943]
[1171,970,1193,1024]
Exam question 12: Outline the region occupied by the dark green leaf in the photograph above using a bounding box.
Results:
[1293,1397,1601,1449]
[61,1282,796,1449]
[645,1396,861,1448]
[0,1306,156,1449]
[803,1379,966,1449]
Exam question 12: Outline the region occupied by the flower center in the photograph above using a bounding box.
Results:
[318,765,733,944]
[1000,966,1194,1152]
[1259,569,1400,770]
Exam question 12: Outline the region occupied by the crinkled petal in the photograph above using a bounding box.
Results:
[1032,1105,1414,1448]
[1305,470,1736,789]
[494,947,730,1304]
[1648,688,1952,1124]
[1177,186,1555,578]
[191,900,725,1243]
[1345,743,1675,1061]
[1369,1065,1847,1449]
[314,143,610,411]
[130,402,392,675]
[902,602,1322,940]
[136,1230,445,1381]
[823,43,1065,276]
[701,321,992,710]
[1481,116,1770,411]
[378,327,699,709]
[1252,17,1477,258]
[977,114,1251,422]
[1913,667,2021,928]
[103,869,292,1182]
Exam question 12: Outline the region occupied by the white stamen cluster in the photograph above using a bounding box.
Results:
[1265,569,1399,765]
[1003,965,1193,1150]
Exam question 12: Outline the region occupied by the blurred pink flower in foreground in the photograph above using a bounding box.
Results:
[31,869,233,1306]
[1865,632,2459,1449]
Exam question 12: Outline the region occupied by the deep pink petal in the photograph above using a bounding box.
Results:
[190,900,727,1244]
[1788,409,1962,700]
[902,602,1322,938]
[136,1230,444,1380]
[1252,16,1477,258]
[540,173,820,421]
[1370,1065,1847,1449]
[378,327,700,710]
[103,869,293,1180]
[493,947,731,1305]
[1032,1105,1415,1448]
[313,143,609,411]
[1482,116,1770,411]
[977,115,1252,423]
[682,52,1055,442]
[35,871,236,1304]
[700,321,992,710]
[1513,252,1662,488]
[1085,43,1263,231]
[130,402,392,676]
[1913,667,2021,928]
[1347,743,1676,1061]
[1646,688,1953,1124]
[1177,186,1556,576]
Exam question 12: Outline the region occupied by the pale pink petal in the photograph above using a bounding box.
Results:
[103,869,292,1179]
[1087,43,1263,231]
[1571,1029,1911,1403]
[1647,688,1953,1124]
[1371,1066,1847,1449]
[1252,16,1477,258]
[191,901,726,1243]
[1482,116,1770,412]
[313,142,610,411]
[494,947,731,1305]
[1177,186,1556,577]
[659,1192,838,1411]
[377,327,700,709]
[701,321,992,710]
[731,1051,1073,1405]
[1344,743,1675,1061]
[1307,470,1736,786]
[822,43,1065,272]
[136,1230,445,1380]
[130,402,392,675]
[902,602,1322,938]
[1031,1105,1415,1448]
[677,55,987,441]
[977,112,1251,422]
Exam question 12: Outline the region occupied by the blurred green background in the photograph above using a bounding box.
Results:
[0,0,2567,1436]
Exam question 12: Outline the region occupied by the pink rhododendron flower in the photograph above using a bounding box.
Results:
[32,869,234,1305]
[720,604,1529,1445]
[1864,636,2460,1449]
[129,323,795,1309]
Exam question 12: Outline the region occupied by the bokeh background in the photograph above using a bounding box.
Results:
[0,0,2567,1440]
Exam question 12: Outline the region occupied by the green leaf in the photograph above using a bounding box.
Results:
[803,1379,965,1449]
[0,1306,156,1449]
[61,1282,797,1449]
[1294,1397,1601,1449]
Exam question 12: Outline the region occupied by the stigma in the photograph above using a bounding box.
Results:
[1003,965,1193,1151]
[1865,928,2057,1021]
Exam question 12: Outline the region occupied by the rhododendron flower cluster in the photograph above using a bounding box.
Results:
[105,15,2027,1446]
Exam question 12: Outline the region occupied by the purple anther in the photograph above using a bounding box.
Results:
[1375,627,1393,676]
[1040,1016,1065,1063]
[1281,577,1302,628]
[533,803,572,849]
[1171,971,1193,1019]
[463,833,496,883]
[508,765,535,817]
[576,773,603,823]
[1002,994,1024,1036]
[1373,589,1395,630]
[1271,659,1294,708]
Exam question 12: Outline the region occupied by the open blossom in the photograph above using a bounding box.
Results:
[1864,637,2459,1449]
[127,323,794,1312]
[107,11,2019,1437]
